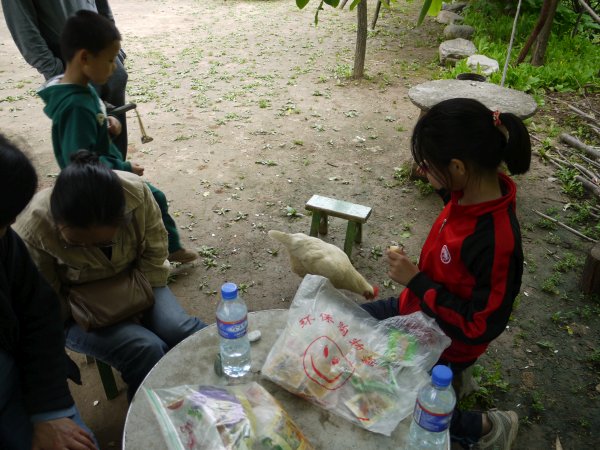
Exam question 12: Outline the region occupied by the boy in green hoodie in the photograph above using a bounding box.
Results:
[38,10,196,264]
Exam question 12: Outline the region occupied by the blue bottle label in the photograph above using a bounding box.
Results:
[217,315,248,339]
[413,399,453,432]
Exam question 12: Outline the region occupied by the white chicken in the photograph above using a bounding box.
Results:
[268,230,378,299]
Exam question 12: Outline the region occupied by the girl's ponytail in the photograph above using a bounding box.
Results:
[499,112,531,175]
[412,98,532,181]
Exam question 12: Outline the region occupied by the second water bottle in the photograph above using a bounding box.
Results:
[216,282,251,378]
[406,365,456,449]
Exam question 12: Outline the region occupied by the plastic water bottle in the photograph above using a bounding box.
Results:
[216,282,251,378]
[406,365,456,449]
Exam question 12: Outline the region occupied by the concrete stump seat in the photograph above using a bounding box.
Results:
[408,79,538,119]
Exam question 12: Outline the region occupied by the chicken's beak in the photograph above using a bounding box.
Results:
[363,286,379,300]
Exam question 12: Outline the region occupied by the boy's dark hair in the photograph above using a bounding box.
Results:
[411,98,531,187]
[51,150,125,228]
[0,134,38,227]
[60,10,121,62]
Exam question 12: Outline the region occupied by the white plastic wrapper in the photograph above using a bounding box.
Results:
[261,275,451,436]
[146,382,313,449]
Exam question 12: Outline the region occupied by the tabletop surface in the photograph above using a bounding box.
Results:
[122,309,414,449]
[408,79,538,119]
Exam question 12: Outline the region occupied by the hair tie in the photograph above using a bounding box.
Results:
[492,110,502,127]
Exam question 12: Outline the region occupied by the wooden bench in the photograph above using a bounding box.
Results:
[305,195,372,258]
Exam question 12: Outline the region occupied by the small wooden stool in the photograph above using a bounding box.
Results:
[305,195,372,258]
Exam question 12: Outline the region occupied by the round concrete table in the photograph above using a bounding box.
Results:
[122,309,414,449]
[408,79,538,119]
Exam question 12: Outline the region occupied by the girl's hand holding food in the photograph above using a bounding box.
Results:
[387,246,419,286]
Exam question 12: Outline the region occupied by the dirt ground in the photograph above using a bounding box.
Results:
[1,0,599,449]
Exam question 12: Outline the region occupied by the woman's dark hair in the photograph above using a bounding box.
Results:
[0,134,38,227]
[61,10,121,62]
[411,98,531,187]
[51,150,125,228]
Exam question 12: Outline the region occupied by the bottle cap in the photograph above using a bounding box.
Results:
[431,365,453,387]
[221,282,238,300]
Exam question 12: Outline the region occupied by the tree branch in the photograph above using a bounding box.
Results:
[560,133,600,160]
[517,0,552,64]
[578,0,600,24]
[533,209,598,242]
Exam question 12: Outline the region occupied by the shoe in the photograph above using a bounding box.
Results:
[168,248,198,264]
[476,410,519,450]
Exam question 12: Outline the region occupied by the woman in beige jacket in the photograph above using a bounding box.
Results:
[14,151,205,401]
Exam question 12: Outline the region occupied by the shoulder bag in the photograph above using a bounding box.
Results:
[67,216,155,331]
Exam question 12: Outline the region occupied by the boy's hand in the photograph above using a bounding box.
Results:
[32,418,97,450]
[131,162,145,176]
[107,116,122,137]
[387,246,419,286]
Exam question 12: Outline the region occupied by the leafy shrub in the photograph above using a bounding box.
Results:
[439,0,600,94]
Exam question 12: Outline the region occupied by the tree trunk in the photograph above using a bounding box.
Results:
[371,1,382,30]
[571,11,583,37]
[353,0,368,79]
[516,0,552,64]
[531,0,559,66]
[582,243,600,294]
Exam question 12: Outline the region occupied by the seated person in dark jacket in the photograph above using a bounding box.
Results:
[0,133,97,450]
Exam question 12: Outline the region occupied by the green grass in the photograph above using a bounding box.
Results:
[440,0,600,94]
[541,273,561,295]
[556,168,585,198]
[333,63,352,80]
[553,253,581,273]
[414,179,435,196]
[459,362,510,410]
[531,390,545,415]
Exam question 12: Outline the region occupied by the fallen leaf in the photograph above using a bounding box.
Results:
[536,340,554,350]
[556,436,563,450]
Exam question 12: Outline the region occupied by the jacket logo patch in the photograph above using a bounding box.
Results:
[96,113,106,126]
[440,245,451,264]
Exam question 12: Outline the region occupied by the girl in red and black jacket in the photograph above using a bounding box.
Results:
[362,98,531,450]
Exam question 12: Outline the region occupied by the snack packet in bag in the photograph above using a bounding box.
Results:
[146,381,314,449]
[261,275,451,436]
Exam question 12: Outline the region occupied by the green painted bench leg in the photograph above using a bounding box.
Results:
[355,222,362,244]
[96,360,118,400]
[344,221,358,258]
[310,211,321,237]
[319,213,328,235]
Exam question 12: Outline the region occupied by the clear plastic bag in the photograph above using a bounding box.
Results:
[261,275,451,436]
[146,381,314,450]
